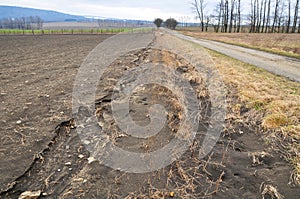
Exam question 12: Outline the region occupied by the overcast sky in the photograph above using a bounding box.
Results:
[0,0,228,21]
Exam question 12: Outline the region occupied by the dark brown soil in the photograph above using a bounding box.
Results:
[0,34,299,198]
[0,34,111,193]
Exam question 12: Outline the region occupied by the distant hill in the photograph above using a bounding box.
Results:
[0,6,88,22]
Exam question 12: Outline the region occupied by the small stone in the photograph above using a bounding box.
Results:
[169,192,175,197]
[16,120,22,124]
[83,140,90,145]
[78,154,85,159]
[57,169,61,172]
[88,157,96,164]
[65,162,72,166]
[19,190,41,199]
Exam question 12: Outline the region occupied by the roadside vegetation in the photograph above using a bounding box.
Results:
[180,30,300,59]
[207,49,300,185]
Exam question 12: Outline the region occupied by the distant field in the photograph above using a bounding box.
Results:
[180,30,300,59]
[0,27,154,35]
[43,21,154,30]
[0,21,155,35]
[0,28,130,35]
[43,22,100,30]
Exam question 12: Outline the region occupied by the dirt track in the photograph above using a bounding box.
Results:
[170,30,300,82]
[1,32,300,198]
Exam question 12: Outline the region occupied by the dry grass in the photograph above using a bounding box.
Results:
[180,31,300,59]
[207,49,300,184]
[260,183,284,199]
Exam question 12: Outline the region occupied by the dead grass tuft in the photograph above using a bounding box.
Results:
[207,49,300,185]
[208,50,300,137]
[262,114,289,129]
[260,183,284,199]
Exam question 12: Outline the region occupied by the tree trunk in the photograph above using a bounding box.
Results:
[216,0,224,33]
[261,0,267,32]
[265,0,271,32]
[237,0,241,32]
[229,0,235,33]
[257,0,264,32]
[223,0,229,32]
[250,0,257,32]
[279,0,285,33]
[193,0,205,32]
[272,0,280,33]
[286,0,291,33]
[250,0,254,32]
[255,0,260,32]
[292,0,299,33]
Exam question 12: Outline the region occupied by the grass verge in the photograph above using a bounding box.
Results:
[207,49,300,184]
[180,31,300,60]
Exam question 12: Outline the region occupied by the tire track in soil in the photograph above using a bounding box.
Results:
[1,32,299,198]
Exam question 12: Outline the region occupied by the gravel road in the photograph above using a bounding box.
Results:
[168,30,300,82]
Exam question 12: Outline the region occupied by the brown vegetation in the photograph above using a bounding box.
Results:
[207,49,300,185]
[181,31,300,58]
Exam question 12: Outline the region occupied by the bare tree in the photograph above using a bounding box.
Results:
[205,16,210,31]
[97,19,103,28]
[256,0,264,32]
[292,0,299,33]
[237,0,241,32]
[223,0,229,32]
[192,0,206,31]
[35,16,43,30]
[298,17,300,32]
[286,0,291,33]
[278,0,286,33]
[265,0,272,32]
[0,16,44,30]
[215,0,224,33]
[250,0,256,32]
[229,0,236,33]
[272,0,280,33]
[261,0,267,32]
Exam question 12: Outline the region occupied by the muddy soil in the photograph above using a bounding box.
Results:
[0,33,299,198]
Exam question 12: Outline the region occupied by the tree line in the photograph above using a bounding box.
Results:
[0,16,43,30]
[154,18,178,30]
[192,0,300,33]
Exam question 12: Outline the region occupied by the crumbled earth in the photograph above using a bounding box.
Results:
[0,33,299,198]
